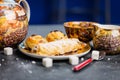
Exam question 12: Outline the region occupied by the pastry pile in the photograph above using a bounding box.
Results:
[24,30,87,56]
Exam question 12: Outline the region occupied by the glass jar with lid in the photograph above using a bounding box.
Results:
[0,0,30,49]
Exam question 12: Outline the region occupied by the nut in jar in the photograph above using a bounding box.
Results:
[93,24,120,54]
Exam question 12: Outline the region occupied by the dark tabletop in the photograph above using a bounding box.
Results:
[0,25,120,80]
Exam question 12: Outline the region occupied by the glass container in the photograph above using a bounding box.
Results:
[93,24,120,54]
[0,0,30,49]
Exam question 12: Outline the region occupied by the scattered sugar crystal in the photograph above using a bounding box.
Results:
[16,58,19,61]
[80,57,84,61]
[2,59,5,62]
[107,58,111,61]
[21,62,24,65]
[28,70,32,74]
[31,61,36,64]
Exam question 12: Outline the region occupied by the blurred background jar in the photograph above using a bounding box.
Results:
[0,0,30,49]
[93,24,120,54]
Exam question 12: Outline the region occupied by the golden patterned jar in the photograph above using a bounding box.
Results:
[93,24,120,54]
[0,0,30,49]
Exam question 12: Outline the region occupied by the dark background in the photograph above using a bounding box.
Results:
[26,0,120,25]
